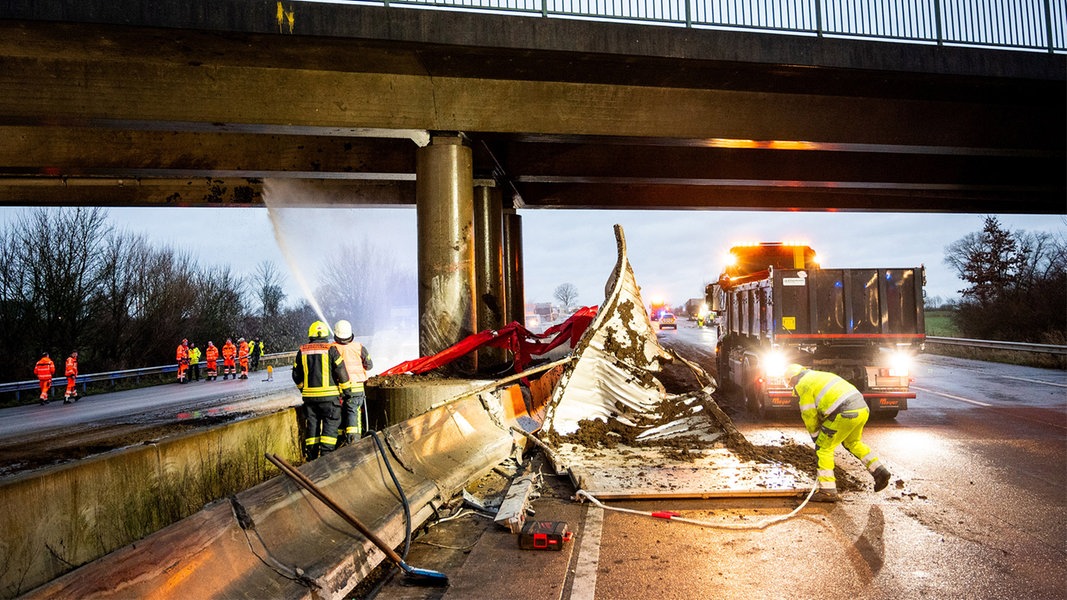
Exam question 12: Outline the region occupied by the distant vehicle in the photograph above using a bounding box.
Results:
[658,312,677,330]
[649,300,669,321]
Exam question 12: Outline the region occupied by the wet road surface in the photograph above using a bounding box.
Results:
[369,323,1066,600]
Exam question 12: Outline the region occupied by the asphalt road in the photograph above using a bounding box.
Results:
[0,368,300,476]
[372,321,1067,600]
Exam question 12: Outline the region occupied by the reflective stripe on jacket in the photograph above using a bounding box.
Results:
[65,357,78,377]
[292,341,352,399]
[793,369,866,435]
[34,358,55,380]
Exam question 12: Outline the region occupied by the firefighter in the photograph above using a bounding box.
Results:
[204,341,219,380]
[237,337,250,379]
[292,321,352,460]
[221,338,236,380]
[176,339,190,384]
[332,320,373,446]
[188,343,202,381]
[64,350,79,403]
[34,352,55,405]
[785,364,893,502]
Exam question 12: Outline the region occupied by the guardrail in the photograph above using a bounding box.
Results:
[360,0,1067,53]
[0,352,298,403]
[925,336,1067,355]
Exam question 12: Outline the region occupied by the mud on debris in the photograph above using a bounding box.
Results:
[541,358,864,492]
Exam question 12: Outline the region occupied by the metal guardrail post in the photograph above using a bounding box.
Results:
[1044,0,1055,53]
[684,0,691,28]
[933,0,944,46]
[541,0,547,19]
[815,0,824,38]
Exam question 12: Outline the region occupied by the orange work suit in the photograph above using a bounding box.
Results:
[221,341,236,379]
[237,340,250,379]
[34,356,55,404]
[205,344,219,380]
[176,342,189,383]
[64,354,79,402]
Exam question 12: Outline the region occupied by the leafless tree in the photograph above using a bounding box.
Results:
[554,283,579,312]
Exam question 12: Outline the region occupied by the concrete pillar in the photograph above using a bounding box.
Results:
[502,208,526,329]
[416,135,475,374]
[474,181,507,370]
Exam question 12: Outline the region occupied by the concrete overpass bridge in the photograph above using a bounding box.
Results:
[1,0,1065,361]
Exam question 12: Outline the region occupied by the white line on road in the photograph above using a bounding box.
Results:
[911,386,991,407]
[1003,376,1067,389]
[570,506,603,600]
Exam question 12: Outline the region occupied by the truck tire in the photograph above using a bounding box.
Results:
[741,357,767,418]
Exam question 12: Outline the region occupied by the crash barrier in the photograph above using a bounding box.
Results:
[0,403,304,598]
[18,385,519,599]
[315,0,1065,54]
[926,336,1067,355]
[925,336,1067,369]
[0,352,298,403]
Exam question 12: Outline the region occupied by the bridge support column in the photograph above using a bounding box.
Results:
[474,180,507,370]
[502,207,525,330]
[416,135,476,374]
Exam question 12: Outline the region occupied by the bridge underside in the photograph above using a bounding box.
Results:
[0,2,1063,213]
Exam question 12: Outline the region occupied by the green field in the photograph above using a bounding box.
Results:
[924,309,960,337]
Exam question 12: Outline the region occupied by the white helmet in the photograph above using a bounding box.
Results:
[333,319,353,342]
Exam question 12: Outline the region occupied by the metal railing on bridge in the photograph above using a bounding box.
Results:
[0,352,298,403]
[358,0,1067,53]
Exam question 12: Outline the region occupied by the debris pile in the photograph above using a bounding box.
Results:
[538,225,835,498]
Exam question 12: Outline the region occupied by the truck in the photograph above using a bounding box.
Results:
[707,242,925,419]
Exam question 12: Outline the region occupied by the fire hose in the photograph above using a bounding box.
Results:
[574,485,820,530]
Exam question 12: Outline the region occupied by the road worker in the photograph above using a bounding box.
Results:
[332,319,373,446]
[785,364,893,502]
[292,321,352,460]
[221,338,237,380]
[64,351,79,403]
[237,337,250,379]
[250,338,262,372]
[188,343,202,381]
[34,352,55,405]
[204,341,219,380]
[176,339,190,383]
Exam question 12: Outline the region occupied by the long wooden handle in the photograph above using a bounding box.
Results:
[265,453,404,565]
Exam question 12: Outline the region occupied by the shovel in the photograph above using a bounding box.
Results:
[264,453,449,587]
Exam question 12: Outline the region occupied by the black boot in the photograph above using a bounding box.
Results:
[873,466,892,492]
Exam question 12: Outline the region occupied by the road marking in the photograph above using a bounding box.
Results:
[571,506,603,600]
[1003,376,1067,389]
[911,386,991,407]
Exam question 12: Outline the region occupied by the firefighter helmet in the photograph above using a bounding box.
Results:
[333,320,353,342]
[784,364,807,385]
[308,321,329,339]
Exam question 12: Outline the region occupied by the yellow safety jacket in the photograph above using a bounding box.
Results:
[793,369,867,437]
[293,341,352,399]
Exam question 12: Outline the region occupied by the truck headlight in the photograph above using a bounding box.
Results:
[763,351,787,378]
[887,352,911,377]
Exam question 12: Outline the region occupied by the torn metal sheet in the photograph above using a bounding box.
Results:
[541,225,812,498]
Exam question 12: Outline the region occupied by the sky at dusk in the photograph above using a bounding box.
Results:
[1,204,1062,315]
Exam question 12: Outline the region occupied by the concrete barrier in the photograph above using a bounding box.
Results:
[0,409,302,598]
[20,388,518,599]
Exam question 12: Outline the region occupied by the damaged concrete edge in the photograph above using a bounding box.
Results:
[22,391,518,599]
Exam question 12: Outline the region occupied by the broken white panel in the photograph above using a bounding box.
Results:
[544,225,673,436]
